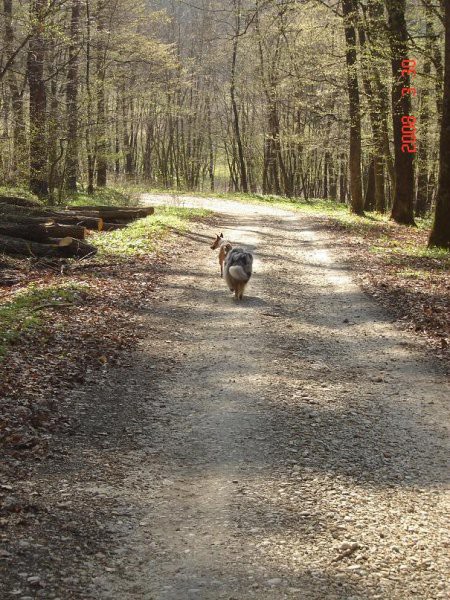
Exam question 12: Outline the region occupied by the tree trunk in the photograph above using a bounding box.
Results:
[366,0,393,206]
[85,0,94,194]
[374,155,385,212]
[358,22,386,212]
[230,0,248,193]
[27,0,48,198]
[96,0,107,187]
[415,9,433,217]
[364,159,376,210]
[339,153,347,203]
[342,0,364,215]
[429,2,450,248]
[65,0,81,192]
[385,0,416,225]
[3,0,27,181]
[47,65,60,204]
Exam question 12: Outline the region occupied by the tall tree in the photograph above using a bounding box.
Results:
[27,0,49,197]
[230,0,249,193]
[342,0,364,215]
[65,0,81,191]
[358,23,385,212]
[3,0,26,180]
[415,11,432,217]
[429,1,450,248]
[385,0,415,225]
[96,0,107,187]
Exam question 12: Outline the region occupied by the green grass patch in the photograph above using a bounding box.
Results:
[64,186,139,208]
[397,268,434,279]
[91,206,211,257]
[370,235,450,264]
[0,185,42,203]
[0,184,143,208]
[0,283,83,359]
[398,244,449,261]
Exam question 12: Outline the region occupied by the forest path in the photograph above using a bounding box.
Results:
[86,194,448,599]
[7,195,448,600]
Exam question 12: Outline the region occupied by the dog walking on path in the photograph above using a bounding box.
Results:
[210,233,232,278]
[224,247,253,300]
[211,232,253,300]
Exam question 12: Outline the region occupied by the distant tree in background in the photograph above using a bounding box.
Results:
[0,0,447,248]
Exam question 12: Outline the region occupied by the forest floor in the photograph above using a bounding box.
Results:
[1,194,449,599]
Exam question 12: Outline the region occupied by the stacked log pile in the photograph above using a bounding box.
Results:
[0,197,155,259]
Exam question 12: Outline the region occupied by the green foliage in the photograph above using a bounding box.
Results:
[0,184,138,208]
[0,284,83,359]
[64,186,138,208]
[91,207,210,257]
[0,186,42,204]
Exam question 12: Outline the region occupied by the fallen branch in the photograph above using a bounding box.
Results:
[31,302,74,312]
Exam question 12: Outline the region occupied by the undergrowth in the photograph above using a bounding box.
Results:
[0,184,140,208]
[0,284,83,359]
[91,206,211,257]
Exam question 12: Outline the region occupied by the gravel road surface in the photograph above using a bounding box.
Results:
[2,195,448,600]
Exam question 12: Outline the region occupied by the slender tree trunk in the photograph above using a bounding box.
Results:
[374,156,385,212]
[65,0,81,191]
[429,2,450,248]
[416,10,434,217]
[27,0,48,197]
[85,0,94,194]
[359,23,386,212]
[96,0,107,187]
[230,0,248,193]
[206,96,215,191]
[115,96,121,176]
[329,157,337,200]
[48,39,60,204]
[143,120,153,181]
[342,0,364,214]
[3,0,26,181]
[385,0,416,225]
[339,153,347,203]
[323,152,329,199]
[366,0,393,205]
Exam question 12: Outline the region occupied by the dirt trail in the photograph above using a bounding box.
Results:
[2,195,449,600]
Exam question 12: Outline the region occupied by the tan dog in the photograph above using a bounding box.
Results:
[210,233,232,278]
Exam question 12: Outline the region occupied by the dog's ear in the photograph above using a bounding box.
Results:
[220,233,223,238]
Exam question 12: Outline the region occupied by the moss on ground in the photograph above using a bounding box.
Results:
[0,284,83,359]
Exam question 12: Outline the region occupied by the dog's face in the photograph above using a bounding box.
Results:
[210,233,224,250]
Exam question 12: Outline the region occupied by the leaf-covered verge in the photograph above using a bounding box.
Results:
[0,284,84,358]
[241,192,449,358]
[281,202,449,358]
[0,205,211,465]
[319,215,449,359]
[267,196,448,358]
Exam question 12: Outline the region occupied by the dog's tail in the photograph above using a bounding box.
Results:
[228,265,251,282]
